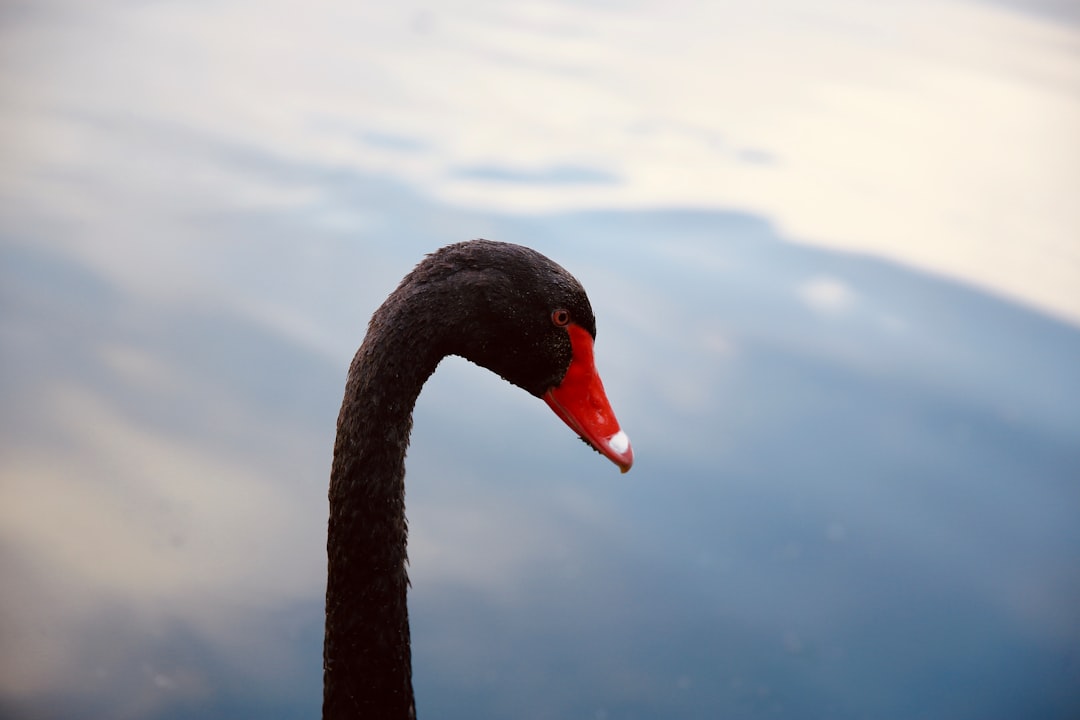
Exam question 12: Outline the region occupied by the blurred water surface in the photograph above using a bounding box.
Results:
[1,1,1078,719]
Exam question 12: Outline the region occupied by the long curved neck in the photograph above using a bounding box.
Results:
[323,290,446,720]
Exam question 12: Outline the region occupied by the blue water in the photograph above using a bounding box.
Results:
[2,176,1078,718]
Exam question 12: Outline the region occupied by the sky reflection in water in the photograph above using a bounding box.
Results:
[1,2,1079,719]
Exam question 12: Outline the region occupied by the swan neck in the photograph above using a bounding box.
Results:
[323,300,442,719]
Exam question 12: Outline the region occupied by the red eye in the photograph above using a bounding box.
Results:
[551,309,571,327]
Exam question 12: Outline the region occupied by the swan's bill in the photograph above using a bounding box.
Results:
[543,323,634,473]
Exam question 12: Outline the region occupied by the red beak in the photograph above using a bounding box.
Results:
[543,323,633,473]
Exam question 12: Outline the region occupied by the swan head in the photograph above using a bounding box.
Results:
[420,240,634,472]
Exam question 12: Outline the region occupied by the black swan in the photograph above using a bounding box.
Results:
[324,240,633,718]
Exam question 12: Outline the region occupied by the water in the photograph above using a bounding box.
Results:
[2,2,1078,718]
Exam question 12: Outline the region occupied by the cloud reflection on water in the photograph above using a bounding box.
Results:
[2,1,1079,718]
[4,168,1080,719]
